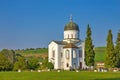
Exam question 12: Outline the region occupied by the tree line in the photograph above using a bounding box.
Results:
[105,30,120,68]
[84,24,120,69]
[0,49,53,71]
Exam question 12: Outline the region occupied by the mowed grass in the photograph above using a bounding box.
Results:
[0,71,120,80]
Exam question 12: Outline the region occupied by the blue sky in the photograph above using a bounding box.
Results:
[0,0,120,49]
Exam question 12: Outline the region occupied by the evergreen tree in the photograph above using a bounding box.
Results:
[85,24,95,68]
[105,29,116,68]
[115,31,120,67]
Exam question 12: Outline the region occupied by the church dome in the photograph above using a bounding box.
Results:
[64,21,79,31]
[64,16,79,31]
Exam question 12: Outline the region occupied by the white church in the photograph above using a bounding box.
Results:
[48,16,87,70]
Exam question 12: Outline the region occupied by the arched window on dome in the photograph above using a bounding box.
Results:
[71,34,73,38]
[68,34,69,38]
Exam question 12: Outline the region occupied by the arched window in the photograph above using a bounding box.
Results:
[66,50,69,59]
[73,50,76,58]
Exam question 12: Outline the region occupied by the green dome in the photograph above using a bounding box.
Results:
[64,21,79,31]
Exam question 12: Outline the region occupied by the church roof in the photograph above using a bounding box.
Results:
[53,40,67,45]
[63,43,78,48]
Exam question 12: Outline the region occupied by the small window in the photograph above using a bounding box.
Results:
[66,63,69,67]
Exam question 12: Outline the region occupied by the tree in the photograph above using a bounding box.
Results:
[13,56,27,71]
[0,54,13,71]
[105,29,116,68]
[38,57,52,70]
[42,57,49,69]
[115,31,120,67]
[47,62,54,70]
[84,24,95,68]
[0,49,15,64]
[27,57,39,70]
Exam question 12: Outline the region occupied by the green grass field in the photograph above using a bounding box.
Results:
[0,71,120,80]
[94,47,106,62]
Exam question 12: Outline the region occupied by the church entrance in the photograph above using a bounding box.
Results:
[73,63,76,69]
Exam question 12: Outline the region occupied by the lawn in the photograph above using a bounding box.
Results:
[0,71,120,80]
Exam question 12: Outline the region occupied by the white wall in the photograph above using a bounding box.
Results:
[57,45,64,69]
[48,41,59,69]
[48,41,64,70]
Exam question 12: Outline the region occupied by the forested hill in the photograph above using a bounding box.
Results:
[14,47,106,62]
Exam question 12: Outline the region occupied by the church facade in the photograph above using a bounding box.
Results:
[48,17,87,70]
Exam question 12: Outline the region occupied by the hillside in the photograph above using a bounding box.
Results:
[15,48,48,58]
[94,47,106,62]
[15,47,106,62]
